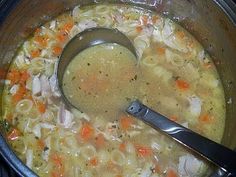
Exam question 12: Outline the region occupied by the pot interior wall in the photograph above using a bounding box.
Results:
[0,0,236,172]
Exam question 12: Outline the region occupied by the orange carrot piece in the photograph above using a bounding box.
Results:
[135,145,153,157]
[80,123,94,141]
[95,133,105,148]
[34,35,49,47]
[136,26,143,33]
[53,45,63,56]
[35,28,41,35]
[152,15,159,23]
[51,153,63,167]
[166,169,178,177]
[12,85,26,104]
[37,139,45,150]
[176,31,185,39]
[60,21,74,34]
[120,115,134,130]
[56,32,68,43]
[204,62,213,69]
[141,15,148,25]
[37,101,46,114]
[19,70,30,84]
[7,128,21,141]
[89,157,98,166]
[156,47,166,55]
[175,79,190,91]
[30,49,41,58]
[119,142,126,152]
[199,114,214,123]
[169,115,178,122]
[7,69,21,85]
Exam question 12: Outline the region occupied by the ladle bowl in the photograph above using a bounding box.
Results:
[57,27,137,110]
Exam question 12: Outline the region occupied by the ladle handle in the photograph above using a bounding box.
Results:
[126,100,236,177]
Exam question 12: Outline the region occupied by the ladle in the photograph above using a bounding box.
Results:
[57,27,236,176]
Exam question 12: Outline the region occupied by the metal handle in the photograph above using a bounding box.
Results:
[126,100,236,176]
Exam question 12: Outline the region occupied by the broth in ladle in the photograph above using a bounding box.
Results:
[62,43,138,115]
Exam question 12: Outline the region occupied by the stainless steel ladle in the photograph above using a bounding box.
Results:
[57,27,236,176]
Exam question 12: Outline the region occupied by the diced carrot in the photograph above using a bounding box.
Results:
[175,79,190,91]
[152,15,159,24]
[89,157,98,166]
[60,21,74,34]
[141,15,149,25]
[51,153,63,167]
[12,85,26,104]
[37,139,45,150]
[35,28,41,35]
[56,32,68,43]
[166,169,178,177]
[34,35,49,47]
[135,145,153,157]
[199,114,214,123]
[136,26,143,33]
[80,123,94,141]
[30,49,41,58]
[50,167,64,177]
[7,69,21,85]
[19,70,30,85]
[52,45,63,56]
[156,47,166,55]
[204,62,212,69]
[95,133,105,148]
[7,128,21,141]
[119,142,126,152]
[119,115,134,130]
[37,101,46,114]
[176,31,185,39]
[169,115,178,122]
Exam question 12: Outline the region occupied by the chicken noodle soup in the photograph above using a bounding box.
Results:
[2,4,225,177]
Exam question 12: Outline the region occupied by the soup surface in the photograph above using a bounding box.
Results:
[63,43,138,114]
[2,4,226,177]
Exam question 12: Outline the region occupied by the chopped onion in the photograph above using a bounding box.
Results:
[178,154,205,176]
[10,84,19,95]
[32,75,41,95]
[57,103,74,128]
[26,149,33,168]
[40,75,52,98]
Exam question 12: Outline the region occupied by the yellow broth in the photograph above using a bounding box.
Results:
[2,4,225,177]
[62,43,138,116]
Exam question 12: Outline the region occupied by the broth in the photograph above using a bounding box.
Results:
[2,4,225,177]
[62,43,138,115]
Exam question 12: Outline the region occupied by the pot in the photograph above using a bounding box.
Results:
[0,0,236,176]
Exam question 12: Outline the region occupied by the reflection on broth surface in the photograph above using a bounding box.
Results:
[2,4,225,177]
